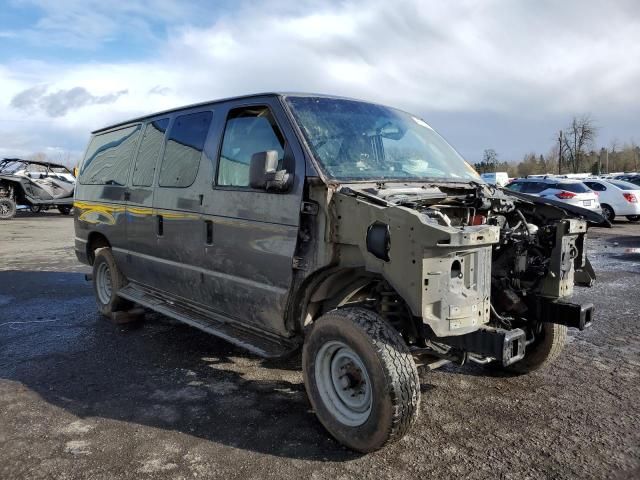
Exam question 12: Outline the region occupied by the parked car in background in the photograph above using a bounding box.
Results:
[615,174,640,187]
[480,171,509,187]
[583,179,640,222]
[0,158,75,219]
[504,177,601,215]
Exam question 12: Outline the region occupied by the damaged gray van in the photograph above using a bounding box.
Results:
[74,93,599,452]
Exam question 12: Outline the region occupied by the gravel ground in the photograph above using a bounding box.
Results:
[0,212,638,479]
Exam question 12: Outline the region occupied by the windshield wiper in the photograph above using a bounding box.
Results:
[339,186,392,206]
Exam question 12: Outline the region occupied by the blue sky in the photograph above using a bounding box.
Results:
[1,0,639,165]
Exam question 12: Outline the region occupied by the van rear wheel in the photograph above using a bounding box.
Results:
[92,247,131,316]
[302,307,420,452]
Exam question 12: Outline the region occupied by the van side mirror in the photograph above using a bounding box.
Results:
[249,150,290,191]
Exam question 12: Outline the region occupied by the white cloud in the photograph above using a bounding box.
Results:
[1,0,639,161]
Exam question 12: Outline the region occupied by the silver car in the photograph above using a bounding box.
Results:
[505,177,601,214]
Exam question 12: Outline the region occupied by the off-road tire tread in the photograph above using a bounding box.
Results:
[0,198,17,220]
[310,307,420,449]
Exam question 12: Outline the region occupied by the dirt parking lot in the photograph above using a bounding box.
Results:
[0,211,639,479]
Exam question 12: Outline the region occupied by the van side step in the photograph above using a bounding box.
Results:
[117,284,300,358]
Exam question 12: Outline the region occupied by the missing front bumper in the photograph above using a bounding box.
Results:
[529,296,594,331]
[437,327,526,367]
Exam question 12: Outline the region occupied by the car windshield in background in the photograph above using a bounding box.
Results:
[555,182,591,193]
[285,96,481,182]
[609,180,639,190]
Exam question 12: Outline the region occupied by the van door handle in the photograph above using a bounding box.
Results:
[157,215,164,236]
[123,190,130,201]
[204,220,213,245]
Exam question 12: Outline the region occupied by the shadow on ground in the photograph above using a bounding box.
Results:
[0,271,364,461]
[12,209,71,219]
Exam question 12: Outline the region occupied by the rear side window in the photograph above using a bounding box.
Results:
[218,106,285,187]
[556,182,590,193]
[159,111,213,187]
[132,118,170,186]
[80,125,142,185]
[521,182,547,193]
[584,181,606,191]
[505,181,523,192]
[609,180,638,190]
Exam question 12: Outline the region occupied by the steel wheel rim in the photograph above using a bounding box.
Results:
[95,262,113,305]
[315,340,372,426]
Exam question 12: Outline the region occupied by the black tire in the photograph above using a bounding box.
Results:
[626,215,640,222]
[92,247,131,316]
[29,205,42,213]
[0,198,17,220]
[302,307,420,452]
[496,323,567,375]
[57,205,72,215]
[601,204,615,223]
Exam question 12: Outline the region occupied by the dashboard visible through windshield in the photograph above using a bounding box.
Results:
[285,96,481,183]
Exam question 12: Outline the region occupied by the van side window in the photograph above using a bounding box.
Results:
[79,125,142,185]
[159,111,213,188]
[218,106,285,187]
[132,118,170,186]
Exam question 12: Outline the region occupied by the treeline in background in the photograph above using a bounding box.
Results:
[474,115,639,177]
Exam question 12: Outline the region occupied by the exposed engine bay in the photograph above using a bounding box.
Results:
[338,182,599,367]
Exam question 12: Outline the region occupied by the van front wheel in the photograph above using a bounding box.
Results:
[92,247,131,316]
[302,307,420,452]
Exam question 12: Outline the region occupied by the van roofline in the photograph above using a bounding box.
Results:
[90,92,411,134]
[91,92,376,134]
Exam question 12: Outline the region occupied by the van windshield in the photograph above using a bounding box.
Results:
[285,96,481,183]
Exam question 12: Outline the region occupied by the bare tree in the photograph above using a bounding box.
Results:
[561,115,597,173]
[609,137,619,153]
[27,150,78,169]
[482,148,498,172]
[28,152,48,163]
[544,145,559,174]
[52,151,78,169]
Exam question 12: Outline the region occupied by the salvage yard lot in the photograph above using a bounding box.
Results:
[1,213,639,479]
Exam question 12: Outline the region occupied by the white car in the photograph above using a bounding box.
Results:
[504,178,601,214]
[583,179,640,222]
[481,171,509,187]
